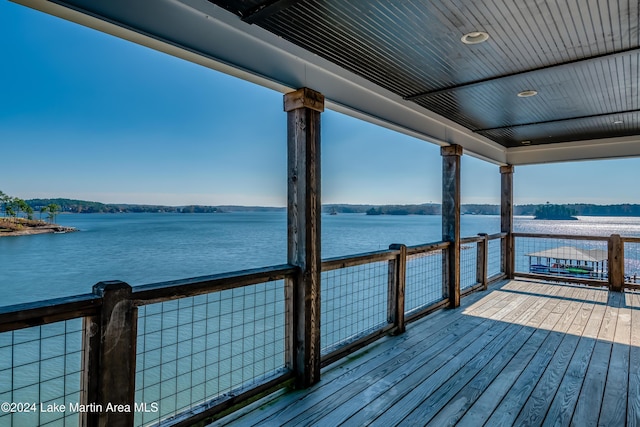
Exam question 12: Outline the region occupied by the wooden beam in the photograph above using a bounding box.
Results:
[500,165,515,279]
[388,244,407,334]
[284,87,325,113]
[284,87,324,388]
[0,294,100,333]
[442,145,462,308]
[477,233,489,291]
[608,234,624,292]
[91,281,137,427]
[80,315,100,427]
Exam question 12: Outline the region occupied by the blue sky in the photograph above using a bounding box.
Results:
[2,2,638,206]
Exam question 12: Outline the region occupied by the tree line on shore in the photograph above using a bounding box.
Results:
[333,203,640,217]
[3,193,640,217]
[24,198,225,214]
[0,191,59,223]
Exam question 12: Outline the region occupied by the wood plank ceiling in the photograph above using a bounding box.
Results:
[207,0,640,149]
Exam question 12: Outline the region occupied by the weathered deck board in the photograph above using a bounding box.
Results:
[628,292,640,427]
[599,291,630,426]
[454,284,566,427]
[211,280,639,427]
[487,286,592,426]
[515,294,604,425]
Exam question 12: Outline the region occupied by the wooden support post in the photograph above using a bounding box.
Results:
[81,315,100,427]
[89,281,137,427]
[477,233,489,290]
[284,87,324,388]
[608,234,624,292]
[442,145,462,308]
[500,165,515,279]
[388,244,407,334]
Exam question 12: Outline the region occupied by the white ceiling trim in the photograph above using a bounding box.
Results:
[507,135,640,165]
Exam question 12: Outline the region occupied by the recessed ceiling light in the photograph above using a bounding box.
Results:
[517,90,538,97]
[461,31,490,44]
[521,140,532,145]
[613,120,624,124]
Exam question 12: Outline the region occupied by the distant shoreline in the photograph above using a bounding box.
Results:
[14,198,640,217]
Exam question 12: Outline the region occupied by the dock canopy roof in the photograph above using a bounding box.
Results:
[14,0,640,165]
[526,246,608,263]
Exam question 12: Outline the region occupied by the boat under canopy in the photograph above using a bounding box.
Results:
[526,246,608,263]
[526,246,608,279]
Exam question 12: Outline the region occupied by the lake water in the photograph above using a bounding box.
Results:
[3,213,640,307]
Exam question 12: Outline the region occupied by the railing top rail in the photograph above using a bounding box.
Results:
[622,236,640,243]
[132,264,298,305]
[487,232,507,240]
[406,240,449,255]
[0,293,101,333]
[512,232,610,241]
[460,236,483,244]
[321,249,399,272]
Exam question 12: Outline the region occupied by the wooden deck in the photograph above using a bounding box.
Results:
[211,279,640,426]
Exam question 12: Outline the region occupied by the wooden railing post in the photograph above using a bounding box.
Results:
[388,244,407,334]
[81,315,100,427]
[442,145,462,308]
[89,281,137,427]
[608,234,624,292]
[477,233,489,290]
[284,87,324,388]
[500,165,515,279]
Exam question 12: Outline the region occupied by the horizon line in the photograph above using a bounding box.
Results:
[18,198,640,209]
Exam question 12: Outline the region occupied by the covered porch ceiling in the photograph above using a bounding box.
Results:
[15,0,640,166]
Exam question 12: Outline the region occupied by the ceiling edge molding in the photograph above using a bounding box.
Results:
[507,135,640,165]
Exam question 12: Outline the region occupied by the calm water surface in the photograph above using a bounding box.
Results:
[2,212,640,307]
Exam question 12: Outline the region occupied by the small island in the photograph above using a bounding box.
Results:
[1,191,76,237]
[0,218,76,237]
[534,203,578,220]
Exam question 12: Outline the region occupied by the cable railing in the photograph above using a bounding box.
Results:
[0,231,510,427]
